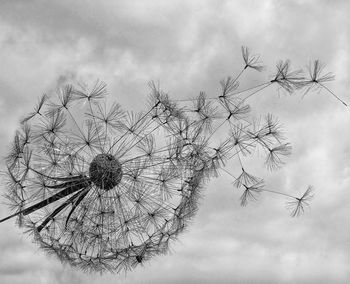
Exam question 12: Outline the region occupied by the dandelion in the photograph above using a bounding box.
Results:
[1,47,341,273]
[1,81,213,273]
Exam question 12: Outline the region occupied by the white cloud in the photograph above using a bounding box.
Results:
[0,1,349,283]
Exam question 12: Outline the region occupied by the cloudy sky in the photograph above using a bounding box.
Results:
[0,0,350,283]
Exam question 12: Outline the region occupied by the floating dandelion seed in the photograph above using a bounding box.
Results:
[241,46,264,72]
[303,60,347,106]
[270,60,305,93]
[286,186,314,217]
[0,47,345,273]
[169,46,345,215]
[239,180,265,207]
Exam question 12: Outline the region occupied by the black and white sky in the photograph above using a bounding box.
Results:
[0,0,350,283]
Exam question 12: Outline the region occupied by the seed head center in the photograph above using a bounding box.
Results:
[89,154,122,190]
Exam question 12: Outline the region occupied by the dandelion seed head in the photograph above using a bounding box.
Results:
[89,154,123,190]
[3,81,211,273]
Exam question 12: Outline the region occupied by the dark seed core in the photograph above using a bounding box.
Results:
[89,154,122,190]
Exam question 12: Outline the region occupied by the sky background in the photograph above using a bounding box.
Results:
[0,0,350,283]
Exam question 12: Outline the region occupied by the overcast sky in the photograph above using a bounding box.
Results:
[0,0,350,283]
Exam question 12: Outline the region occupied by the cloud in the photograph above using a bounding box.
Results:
[0,1,349,283]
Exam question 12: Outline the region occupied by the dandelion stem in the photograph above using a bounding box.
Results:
[37,187,89,232]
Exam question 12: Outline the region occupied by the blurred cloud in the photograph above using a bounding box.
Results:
[0,0,350,283]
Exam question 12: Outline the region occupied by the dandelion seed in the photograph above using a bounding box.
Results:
[263,113,285,142]
[229,124,254,156]
[219,77,240,98]
[233,168,259,188]
[74,80,108,102]
[271,60,305,93]
[286,186,314,217]
[21,94,48,124]
[307,60,335,84]
[302,60,347,106]
[220,98,251,121]
[241,46,264,72]
[239,180,265,207]
[265,143,292,170]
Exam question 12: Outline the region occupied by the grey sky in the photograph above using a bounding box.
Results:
[0,0,350,283]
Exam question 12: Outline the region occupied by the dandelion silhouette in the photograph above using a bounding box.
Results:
[1,81,215,272]
[0,47,345,273]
